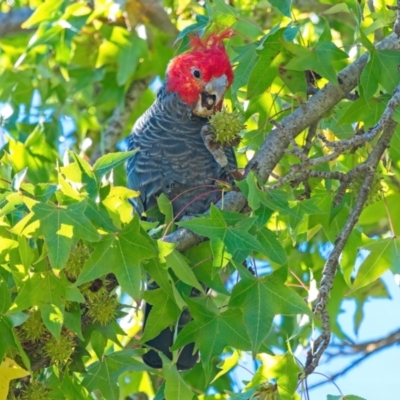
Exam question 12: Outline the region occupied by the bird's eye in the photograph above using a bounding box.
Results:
[192,69,201,79]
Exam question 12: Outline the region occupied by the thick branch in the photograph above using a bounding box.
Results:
[0,7,33,38]
[91,76,154,163]
[162,32,400,251]
[246,32,400,182]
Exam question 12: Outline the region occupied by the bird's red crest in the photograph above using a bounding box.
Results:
[166,29,234,106]
[188,29,234,52]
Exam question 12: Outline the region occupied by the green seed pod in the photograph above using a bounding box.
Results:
[209,108,245,146]
[86,293,118,326]
[64,243,91,280]
[20,309,47,342]
[350,173,385,206]
[43,334,75,365]
[20,381,52,400]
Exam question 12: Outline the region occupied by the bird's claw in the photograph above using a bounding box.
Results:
[200,125,228,168]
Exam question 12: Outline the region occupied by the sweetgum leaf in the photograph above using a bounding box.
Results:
[82,350,149,400]
[353,237,400,290]
[93,150,138,181]
[178,205,268,266]
[230,267,311,354]
[10,271,84,339]
[165,250,204,292]
[12,200,99,268]
[172,297,252,381]
[250,353,300,400]
[140,287,180,342]
[75,217,156,299]
[61,151,97,198]
[269,0,291,17]
[162,354,195,400]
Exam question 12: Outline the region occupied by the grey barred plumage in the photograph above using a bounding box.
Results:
[126,29,235,371]
[127,85,237,217]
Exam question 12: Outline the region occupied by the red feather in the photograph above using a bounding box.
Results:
[189,29,234,51]
[166,29,234,105]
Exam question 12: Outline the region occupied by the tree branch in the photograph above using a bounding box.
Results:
[0,7,33,38]
[91,75,154,163]
[162,32,400,251]
[304,84,400,376]
[309,328,400,389]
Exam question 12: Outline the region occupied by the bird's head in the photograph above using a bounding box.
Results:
[166,29,234,117]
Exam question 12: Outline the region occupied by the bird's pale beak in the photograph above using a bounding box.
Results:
[193,74,228,117]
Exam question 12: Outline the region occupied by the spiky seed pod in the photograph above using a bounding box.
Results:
[19,309,47,342]
[42,334,75,365]
[86,293,118,326]
[20,381,51,400]
[79,277,109,302]
[64,243,91,280]
[350,173,385,206]
[208,108,245,146]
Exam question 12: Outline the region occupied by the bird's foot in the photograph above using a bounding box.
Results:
[200,125,228,167]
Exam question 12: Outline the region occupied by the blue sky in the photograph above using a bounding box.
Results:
[308,271,400,399]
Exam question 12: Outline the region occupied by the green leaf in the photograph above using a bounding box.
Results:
[185,242,229,295]
[93,150,138,181]
[91,330,107,360]
[162,355,195,400]
[339,96,386,127]
[18,236,35,270]
[61,151,97,198]
[284,39,348,84]
[250,353,301,400]
[140,287,180,342]
[10,271,85,339]
[232,44,258,93]
[0,317,20,363]
[22,0,63,28]
[11,168,27,192]
[212,350,240,383]
[58,373,90,400]
[85,198,118,232]
[75,217,156,299]
[353,237,400,290]
[12,200,99,268]
[238,174,291,213]
[360,48,400,99]
[117,36,147,86]
[82,350,149,400]
[247,30,284,98]
[322,3,351,16]
[229,267,310,354]
[41,303,64,339]
[157,193,174,229]
[257,227,287,265]
[328,396,366,400]
[64,305,84,341]
[165,250,204,292]
[269,0,292,17]
[172,297,252,380]
[178,205,269,266]
[0,278,11,314]
[208,0,238,26]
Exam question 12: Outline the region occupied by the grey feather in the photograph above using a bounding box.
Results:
[127,85,237,218]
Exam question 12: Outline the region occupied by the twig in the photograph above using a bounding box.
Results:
[309,328,400,389]
[303,121,318,155]
[304,84,400,376]
[162,32,400,252]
